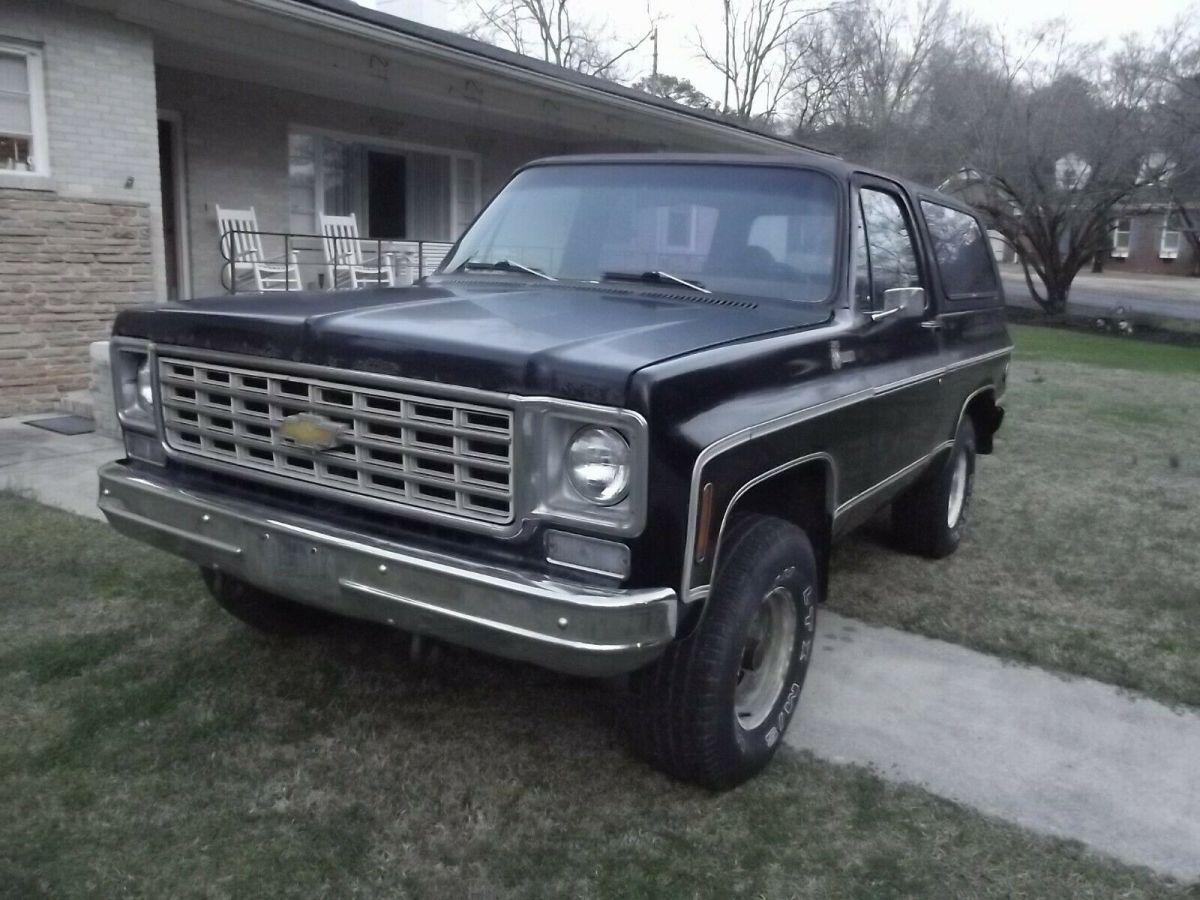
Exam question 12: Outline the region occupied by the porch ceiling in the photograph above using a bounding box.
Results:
[77,0,807,153]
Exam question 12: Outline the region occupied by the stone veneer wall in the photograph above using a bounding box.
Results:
[0,190,154,416]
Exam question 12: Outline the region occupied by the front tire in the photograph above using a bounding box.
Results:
[628,515,818,789]
[201,568,330,636]
[892,416,977,558]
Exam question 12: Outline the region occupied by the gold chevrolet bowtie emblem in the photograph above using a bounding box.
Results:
[277,413,348,451]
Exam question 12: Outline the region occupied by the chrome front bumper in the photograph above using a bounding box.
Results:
[97,463,677,676]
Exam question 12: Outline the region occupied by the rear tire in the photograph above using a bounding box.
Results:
[628,515,818,789]
[892,416,976,559]
[201,568,330,636]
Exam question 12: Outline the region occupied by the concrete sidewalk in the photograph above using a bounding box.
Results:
[0,415,121,520]
[790,613,1200,882]
[4,415,1198,882]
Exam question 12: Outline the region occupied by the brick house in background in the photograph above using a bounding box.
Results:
[0,0,802,419]
[1108,205,1199,276]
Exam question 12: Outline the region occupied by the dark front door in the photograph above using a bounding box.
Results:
[368,151,407,239]
[851,179,945,485]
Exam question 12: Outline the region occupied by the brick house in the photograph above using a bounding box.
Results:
[0,0,801,418]
[1107,206,1199,276]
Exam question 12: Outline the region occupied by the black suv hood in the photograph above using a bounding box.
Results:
[114,281,832,405]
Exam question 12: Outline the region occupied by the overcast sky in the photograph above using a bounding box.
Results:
[358,0,1186,104]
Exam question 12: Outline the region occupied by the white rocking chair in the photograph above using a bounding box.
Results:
[320,213,394,289]
[216,205,301,292]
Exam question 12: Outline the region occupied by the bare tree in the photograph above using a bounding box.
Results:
[462,0,655,79]
[786,12,856,133]
[697,0,827,122]
[787,0,958,167]
[1133,14,1200,273]
[780,2,1197,303]
[633,73,714,109]
[958,24,1167,313]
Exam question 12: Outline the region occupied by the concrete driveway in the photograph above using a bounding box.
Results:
[0,415,120,519]
[790,613,1200,882]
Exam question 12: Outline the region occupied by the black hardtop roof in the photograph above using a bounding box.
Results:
[518,153,978,216]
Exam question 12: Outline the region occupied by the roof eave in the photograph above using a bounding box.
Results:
[237,0,809,154]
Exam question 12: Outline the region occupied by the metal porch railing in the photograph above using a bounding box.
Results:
[218,229,455,294]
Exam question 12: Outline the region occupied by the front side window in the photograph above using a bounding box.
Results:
[920,200,998,299]
[855,188,922,311]
[0,43,48,175]
[444,164,839,304]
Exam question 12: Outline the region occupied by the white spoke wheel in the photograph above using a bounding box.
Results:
[734,584,799,730]
[946,450,969,528]
[628,514,818,789]
[893,416,977,559]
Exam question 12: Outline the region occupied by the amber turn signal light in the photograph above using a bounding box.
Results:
[694,482,715,563]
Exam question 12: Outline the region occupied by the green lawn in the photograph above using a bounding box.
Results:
[1,496,1193,898]
[1008,323,1200,375]
[830,323,1200,707]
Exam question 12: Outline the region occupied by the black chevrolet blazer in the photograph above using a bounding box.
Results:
[99,153,1010,788]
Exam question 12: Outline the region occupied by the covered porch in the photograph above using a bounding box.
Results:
[125,0,796,299]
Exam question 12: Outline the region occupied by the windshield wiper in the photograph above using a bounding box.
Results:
[602,270,710,294]
[457,258,557,281]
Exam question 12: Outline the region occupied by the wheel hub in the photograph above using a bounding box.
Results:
[734,583,798,731]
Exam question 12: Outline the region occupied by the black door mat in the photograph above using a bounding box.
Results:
[25,415,96,435]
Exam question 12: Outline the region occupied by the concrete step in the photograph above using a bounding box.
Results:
[58,389,95,420]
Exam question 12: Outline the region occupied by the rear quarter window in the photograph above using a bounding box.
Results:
[920,201,998,300]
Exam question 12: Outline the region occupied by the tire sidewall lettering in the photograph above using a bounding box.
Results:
[747,568,816,753]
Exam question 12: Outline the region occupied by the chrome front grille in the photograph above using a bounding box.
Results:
[158,355,515,526]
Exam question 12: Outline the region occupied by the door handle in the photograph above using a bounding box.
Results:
[920,320,943,331]
[867,306,902,322]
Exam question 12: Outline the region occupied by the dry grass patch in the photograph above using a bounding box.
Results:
[1,495,1194,898]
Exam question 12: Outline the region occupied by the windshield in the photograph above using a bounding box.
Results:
[442,164,839,303]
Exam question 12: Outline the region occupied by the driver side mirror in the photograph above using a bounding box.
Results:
[867,287,925,322]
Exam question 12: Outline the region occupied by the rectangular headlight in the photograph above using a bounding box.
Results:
[525,401,648,537]
[110,339,156,435]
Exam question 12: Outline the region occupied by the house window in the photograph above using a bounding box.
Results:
[0,42,49,175]
[1110,218,1131,259]
[1160,213,1183,260]
[287,129,478,241]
